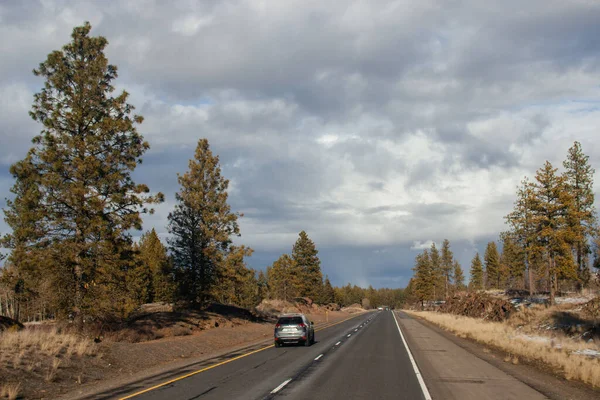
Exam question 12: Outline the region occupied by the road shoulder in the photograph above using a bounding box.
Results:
[396,311,600,400]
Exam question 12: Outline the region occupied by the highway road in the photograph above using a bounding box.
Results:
[105,310,427,400]
[86,310,597,400]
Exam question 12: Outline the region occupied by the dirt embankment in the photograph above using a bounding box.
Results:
[0,300,363,399]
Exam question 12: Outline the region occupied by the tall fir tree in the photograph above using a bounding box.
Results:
[429,242,443,300]
[505,178,538,295]
[563,141,597,290]
[413,250,433,307]
[440,239,454,298]
[453,260,465,291]
[532,161,577,304]
[213,245,258,309]
[1,23,162,323]
[136,229,174,303]
[499,232,525,289]
[291,231,323,302]
[257,270,269,300]
[469,253,484,291]
[484,241,500,289]
[267,254,300,301]
[168,139,240,304]
[322,276,335,304]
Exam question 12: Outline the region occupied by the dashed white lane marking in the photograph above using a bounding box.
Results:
[347,334,352,337]
[392,312,432,400]
[355,329,358,331]
[271,379,292,394]
[335,341,341,346]
[314,354,324,361]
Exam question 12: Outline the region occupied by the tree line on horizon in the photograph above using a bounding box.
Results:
[407,141,600,305]
[0,23,402,324]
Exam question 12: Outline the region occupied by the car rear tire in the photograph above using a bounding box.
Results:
[275,341,281,348]
[304,338,311,347]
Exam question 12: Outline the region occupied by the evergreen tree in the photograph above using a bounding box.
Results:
[469,253,484,291]
[168,139,240,304]
[267,254,300,301]
[429,242,443,300]
[440,239,454,298]
[563,141,597,290]
[532,161,577,304]
[291,231,323,301]
[484,241,500,289]
[505,178,538,295]
[212,245,258,308]
[322,276,335,304]
[128,242,153,305]
[453,260,465,291]
[136,229,174,303]
[413,250,433,307]
[257,270,268,300]
[499,232,525,289]
[2,23,162,323]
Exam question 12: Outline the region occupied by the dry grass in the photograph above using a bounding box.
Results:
[0,327,97,394]
[0,382,22,400]
[405,310,600,387]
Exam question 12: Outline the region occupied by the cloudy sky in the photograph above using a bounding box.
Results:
[1,0,600,288]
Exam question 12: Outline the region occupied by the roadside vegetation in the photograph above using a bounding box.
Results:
[406,307,600,387]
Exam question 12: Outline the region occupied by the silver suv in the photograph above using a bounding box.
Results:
[274,313,314,347]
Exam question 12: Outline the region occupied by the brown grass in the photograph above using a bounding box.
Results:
[0,327,98,394]
[405,310,600,387]
[0,382,22,400]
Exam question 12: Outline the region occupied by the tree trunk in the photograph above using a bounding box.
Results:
[549,257,556,305]
[526,256,534,296]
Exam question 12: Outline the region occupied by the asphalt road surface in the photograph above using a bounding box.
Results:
[102,309,585,400]
[113,310,427,400]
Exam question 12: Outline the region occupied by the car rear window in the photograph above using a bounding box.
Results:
[277,317,303,325]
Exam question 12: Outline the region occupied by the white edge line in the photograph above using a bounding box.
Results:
[335,341,341,346]
[392,311,432,400]
[314,354,324,361]
[270,378,292,394]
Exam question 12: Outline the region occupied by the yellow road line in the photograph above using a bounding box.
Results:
[119,312,369,399]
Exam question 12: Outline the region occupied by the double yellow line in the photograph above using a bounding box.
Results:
[120,312,368,399]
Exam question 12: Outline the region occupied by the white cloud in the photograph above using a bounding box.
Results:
[2,0,600,287]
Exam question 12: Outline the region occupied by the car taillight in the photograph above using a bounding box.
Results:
[275,324,281,328]
[298,323,305,328]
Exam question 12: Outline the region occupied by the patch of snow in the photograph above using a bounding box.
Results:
[555,297,591,305]
[572,349,600,359]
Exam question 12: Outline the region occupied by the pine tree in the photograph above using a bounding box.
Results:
[453,260,465,291]
[440,239,454,298]
[322,276,335,304]
[267,254,300,301]
[532,161,577,304]
[168,139,240,304]
[469,253,484,291]
[257,270,268,300]
[429,242,443,300]
[212,245,257,308]
[413,250,433,307]
[291,231,323,301]
[136,229,174,303]
[505,178,538,295]
[563,142,597,290]
[484,241,500,289]
[1,23,162,323]
[499,232,525,289]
